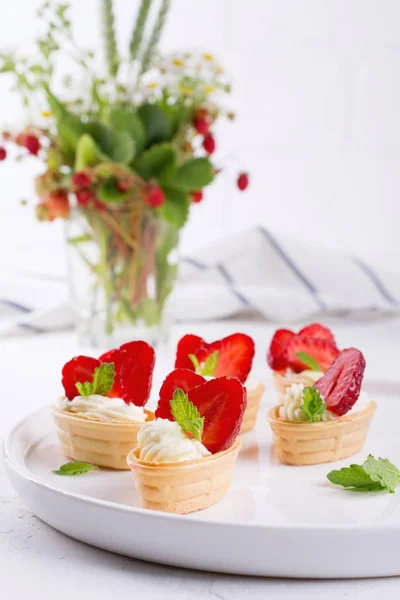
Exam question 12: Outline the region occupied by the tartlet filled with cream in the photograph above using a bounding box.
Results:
[268,348,376,466]
[127,372,245,514]
[174,332,265,433]
[53,341,155,470]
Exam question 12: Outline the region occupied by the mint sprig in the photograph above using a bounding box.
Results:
[296,351,321,372]
[170,388,204,441]
[189,351,219,377]
[75,362,115,397]
[327,455,400,493]
[53,461,99,476]
[300,387,326,422]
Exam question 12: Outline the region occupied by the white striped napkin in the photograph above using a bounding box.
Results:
[2,227,399,335]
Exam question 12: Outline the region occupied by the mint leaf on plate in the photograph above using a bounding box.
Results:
[327,464,384,491]
[327,455,400,493]
[362,455,400,494]
[53,461,99,476]
[170,388,204,441]
[300,387,326,422]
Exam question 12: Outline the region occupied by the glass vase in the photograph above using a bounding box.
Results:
[66,202,179,348]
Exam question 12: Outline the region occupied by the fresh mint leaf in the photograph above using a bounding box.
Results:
[327,464,384,491]
[75,381,92,396]
[53,461,99,476]
[170,388,204,442]
[201,351,219,376]
[188,353,201,372]
[362,455,400,494]
[296,351,321,372]
[91,362,115,395]
[75,362,115,397]
[300,387,326,422]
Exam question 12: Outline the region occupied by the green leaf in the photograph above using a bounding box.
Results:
[169,158,214,191]
[170,388,204,442]
[300,387,326,423]
[53,461,99,476]
[111,131,135,163]
[295,351,321,372]
[75,134,104,170]
[85,121,114,156]
[75,362,115,396]
[109,108,146,155]
[75,381,92,396]
[159,186,189,228]
[67,234,91,245]
[98,177,132,203]
[202,351,219,376]
[92,362,115,395]
[135,143,176,182]
[137,103,171,148]
[327,465,384,491]
[362,455,400,494]
[189,354,201,372]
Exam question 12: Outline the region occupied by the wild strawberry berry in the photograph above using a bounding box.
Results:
[145,185,165,207]
[72,170,91,189]
[191,190,203,203]
[23,134,41,156]
[117,177,133,193]
[0,147,6,161]
[237,172,249,191]
[95,200,106,212]
[47,190,70,220]
[76,189,93,206]
[193,117,209,136]
[202,133,216,155]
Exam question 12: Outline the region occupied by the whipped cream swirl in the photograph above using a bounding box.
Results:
[137,418,210,463]
[58,395,147,423]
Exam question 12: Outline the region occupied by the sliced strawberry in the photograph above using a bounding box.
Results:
[315,348,366,416]
[62,356,100,400]
[117,341,155,406]
[298,323,337,347]
[195,333,255,383]
[156,369,206,419]
[284,335,339,373]
[175,334,205,369]
[267,329,295,371]
[156,374,246,453]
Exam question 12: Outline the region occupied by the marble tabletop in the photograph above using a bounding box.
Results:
[2,317,400,598]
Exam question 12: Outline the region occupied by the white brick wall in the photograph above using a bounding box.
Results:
[0,0,399,273]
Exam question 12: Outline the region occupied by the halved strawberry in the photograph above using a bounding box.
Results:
[195,333,255,383]
[298,323,337,347]
[62,356,100,400]
[156,369,206,419]
[156,373,246,453]
[315,348,366,416]
[175,334,205,369]
[117,341,155,406]
[284,335,339,373]
[267,329,294,371]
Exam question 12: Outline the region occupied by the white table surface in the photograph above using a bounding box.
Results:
[2,317,400,598]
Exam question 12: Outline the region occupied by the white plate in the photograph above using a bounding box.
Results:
[4,379,400,578]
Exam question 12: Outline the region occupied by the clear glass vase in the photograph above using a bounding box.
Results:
[66,203,179,348]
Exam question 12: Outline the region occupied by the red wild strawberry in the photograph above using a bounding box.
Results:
[145,185,165,207]
[76,189,93,206]
[237,172,249,191]
[202,133,216,155]
[95,200,106,211]
[191,190,203,203]
[0,147,6,161]
[23,134,41,156]
[156,372,246,454]
[315,348,366,416]
[47,190,70,220]
[193,117,209,136]
[72,170,91,189]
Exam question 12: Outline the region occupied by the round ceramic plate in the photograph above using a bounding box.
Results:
[4,379,400,578]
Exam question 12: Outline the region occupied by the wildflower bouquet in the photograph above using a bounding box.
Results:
[0,0,248,346]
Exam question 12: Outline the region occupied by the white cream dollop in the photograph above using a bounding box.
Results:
[279,384,371,423]
[137,418,211,463]
[58,395,147,423]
